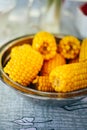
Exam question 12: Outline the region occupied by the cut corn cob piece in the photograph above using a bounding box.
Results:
[58,36,80,59]
[32,31,57,60]
[49,61,87,92]
[79,38,87,61]
[41,53,66,76]
[33,76,54,92]
[4,44,43,86]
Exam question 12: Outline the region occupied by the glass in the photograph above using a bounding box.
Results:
[6,0,45,40]
[27,0,46,32]
[0,0,16,44]
[7,0,29,39]
[40,0,62,33]
[60,0,87,38]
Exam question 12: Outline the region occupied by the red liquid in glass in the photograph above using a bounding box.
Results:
[80,3,87,15]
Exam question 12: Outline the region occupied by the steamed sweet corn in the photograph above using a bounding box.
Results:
[58,36,80,59]
[49,61,87,92]
[32,31,57,60]
[4,44,43,86]
[79,38,87,61]
[33,76,54,92]
[41,53,66,76]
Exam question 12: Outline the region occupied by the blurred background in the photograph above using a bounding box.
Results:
[0,0,87,45]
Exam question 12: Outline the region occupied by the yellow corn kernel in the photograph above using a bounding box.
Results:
[49,61,87,92]
[79,38,87,61]
[33,76,54,92]
[32,31,57,60]
[4,44,43,86]
[41,53,66,76]
[58,36,80,59]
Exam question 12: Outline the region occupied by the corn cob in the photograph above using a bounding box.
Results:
[49,61,87,92]
[32,31,57,60]
[41,53,66,76]
[58,36,80,59]
[4,44,43,86]
[33,76,54,92]
[79,38,87,61]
